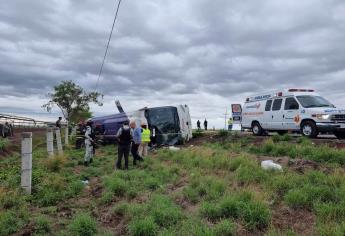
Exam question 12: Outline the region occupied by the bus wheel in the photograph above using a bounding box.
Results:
[300,121,318,138]
[334,131,345,139]
[252,122,264,136]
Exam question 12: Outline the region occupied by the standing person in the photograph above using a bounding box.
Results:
[204,119,208,131]
[56,117,62,129]
[84,119,94,166]
[139,123,151,157]
[228,117,233,131]
[116,120,132,170]
[197,120,201,130]
[130,121,143,165]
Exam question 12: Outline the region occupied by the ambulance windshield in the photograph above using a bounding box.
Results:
[297,96,335,108]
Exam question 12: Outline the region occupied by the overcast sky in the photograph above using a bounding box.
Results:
[1,0,345,128]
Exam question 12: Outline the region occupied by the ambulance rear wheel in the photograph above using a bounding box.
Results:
[252,122,264,136]
[300,121,318,138]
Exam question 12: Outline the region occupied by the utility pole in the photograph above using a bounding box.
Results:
[224,107,229,130]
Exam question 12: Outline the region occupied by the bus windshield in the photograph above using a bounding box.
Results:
[145,107,179,133]
[145,107,180,145]
[296,95,335,108]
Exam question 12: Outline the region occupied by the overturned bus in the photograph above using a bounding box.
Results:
[92,105,193,145]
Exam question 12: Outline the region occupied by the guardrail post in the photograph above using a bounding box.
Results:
[55,128,63,155]
[65,126,69,145]
[21,132,32,194]
[46,128,54,156]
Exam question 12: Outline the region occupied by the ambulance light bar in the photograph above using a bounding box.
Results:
[288,89,315,92]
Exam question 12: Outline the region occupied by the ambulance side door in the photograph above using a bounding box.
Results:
[283,97,300,130]
[271,98,284,130]
[262,99,273,129]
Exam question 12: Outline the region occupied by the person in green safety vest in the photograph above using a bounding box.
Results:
[139,123,151,157]
[228,117,233,131]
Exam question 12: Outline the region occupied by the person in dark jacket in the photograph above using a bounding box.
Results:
[116,120,132,170]
[56,117,62,129]
[204,119,208,131]
[197,120,201,130]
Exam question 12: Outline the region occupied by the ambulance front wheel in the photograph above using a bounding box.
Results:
[300,121,318,138]
[252,122,264,136]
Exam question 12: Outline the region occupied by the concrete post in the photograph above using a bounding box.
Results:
[71,126,77,137]
[46,128,54,157]
[55,128,63,155]
[21,132,32,194]
[65,126,69,145]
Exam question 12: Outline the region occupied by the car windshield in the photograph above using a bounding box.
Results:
[296,95,335,108]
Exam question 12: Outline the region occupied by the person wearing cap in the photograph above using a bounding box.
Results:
[139,123,151,157]
[130,121,143,165]
[84,119,94,166]
[116,120,133,170]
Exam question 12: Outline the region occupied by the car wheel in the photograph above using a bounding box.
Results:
[300,121,318,138]
[252,122,264,136]
[334,131,345,139]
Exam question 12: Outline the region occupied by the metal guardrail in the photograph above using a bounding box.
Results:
[0,113,56,128]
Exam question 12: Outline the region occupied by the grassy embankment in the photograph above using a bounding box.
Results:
[1,132,345,235]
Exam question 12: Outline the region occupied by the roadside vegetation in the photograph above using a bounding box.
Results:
[1,133,345,235]
[0,138,10,151]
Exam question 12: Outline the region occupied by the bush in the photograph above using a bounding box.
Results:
[200,202,222,221]
[315,202,345,223]
[0,210,28,235]
[0,189,25,209]
[0,138,10,150]
[183,176,226,203]
[128,217,158,236]
[235,162,268,184]
[112,202,129,216]
[35,175,67,206]
[218,129,230,137]
[68,213,97,236]
[67,180,84,197]
[44,155,67,172]
[34,215,51,234]
[104,178,126,197]
[149,195,183,227]
[241,201,271,230]
[213,220,236,236]
[200,191,270,231]
[284,189,309,209]
[192,130,205,138]
[228,155,254,172]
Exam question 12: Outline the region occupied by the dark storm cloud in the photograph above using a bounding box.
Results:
[1,0,345,126]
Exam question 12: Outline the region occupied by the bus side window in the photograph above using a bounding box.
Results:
[272,99,283,111]
[284,97,299,110]
[265,100,273,111]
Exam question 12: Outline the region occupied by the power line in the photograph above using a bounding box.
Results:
[95,0,123,92]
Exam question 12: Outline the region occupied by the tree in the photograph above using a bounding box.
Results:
[43,80,103,122]
[70,109,93,123]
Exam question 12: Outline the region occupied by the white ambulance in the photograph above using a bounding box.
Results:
[241,89,345,139]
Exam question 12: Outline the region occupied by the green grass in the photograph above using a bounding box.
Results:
[3,133,345,235]
[200,191,271,231]
[0,138,10,151]
[68,213,97,236]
